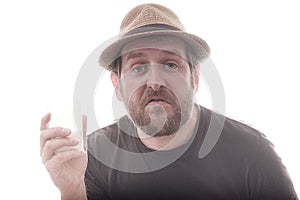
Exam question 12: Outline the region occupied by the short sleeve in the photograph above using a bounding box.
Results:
[247,135,298,199]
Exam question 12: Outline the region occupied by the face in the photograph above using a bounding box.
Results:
[111,36,199,137]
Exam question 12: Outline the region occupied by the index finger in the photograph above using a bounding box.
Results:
[40,112,51,131]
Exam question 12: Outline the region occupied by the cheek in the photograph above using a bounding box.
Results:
[121,83,145,105]
[166,72,194,98]
[119,71,147,102]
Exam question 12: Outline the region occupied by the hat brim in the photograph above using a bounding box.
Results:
[99,30,210,70]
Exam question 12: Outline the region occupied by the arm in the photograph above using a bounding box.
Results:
[61,181,87,200]
[248,135,298,199]
[40,113,88,199]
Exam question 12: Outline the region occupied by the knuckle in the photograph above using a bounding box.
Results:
[40,116,45,125]
[41,152,48,165]
[44,160,54,171]
[40,131,47,141]
[44,140,53,151]
[42,157,47,165]
[55,151,67,163]
[40,127,62,141]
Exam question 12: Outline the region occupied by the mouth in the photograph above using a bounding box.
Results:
[145,97,170,106]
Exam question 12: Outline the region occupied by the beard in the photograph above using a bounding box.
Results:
[126,87,194,137]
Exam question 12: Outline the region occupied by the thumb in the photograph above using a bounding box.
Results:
[40,112,51,131]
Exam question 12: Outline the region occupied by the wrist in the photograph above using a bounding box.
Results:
[61,181,87,200]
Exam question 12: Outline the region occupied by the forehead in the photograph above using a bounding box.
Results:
[120,35,187,59]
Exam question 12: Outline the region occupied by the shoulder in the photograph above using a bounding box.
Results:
[223,112,266,145]
[87,115,123,156]
[88,121,119,142]
[199,106,298,198]
[199,106,271,160]
[200,105,266,143]
[87,116,137,154]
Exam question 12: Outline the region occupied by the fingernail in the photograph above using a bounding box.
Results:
[61,129,71,135]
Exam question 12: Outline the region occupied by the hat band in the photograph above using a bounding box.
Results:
[123,24,181,37]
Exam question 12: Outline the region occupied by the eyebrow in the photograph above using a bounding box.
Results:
[167,49,185,58]
[123,49,185,62]
[124,51,146,62]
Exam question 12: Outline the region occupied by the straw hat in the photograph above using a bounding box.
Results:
[99,3,210,70]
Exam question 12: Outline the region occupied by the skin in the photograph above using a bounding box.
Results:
[40,36,200,198]
[111,36,200,149]
[40,113,87,200]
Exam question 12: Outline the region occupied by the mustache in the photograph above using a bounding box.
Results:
[140,88,176,106]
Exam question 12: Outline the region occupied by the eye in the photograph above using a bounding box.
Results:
[131,64,147,73]
[164,62,179,71]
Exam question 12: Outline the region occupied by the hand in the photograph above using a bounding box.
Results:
[40,113,87,199]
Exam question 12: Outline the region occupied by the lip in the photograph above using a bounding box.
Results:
[147,100,169,107]
[145,96,171,106]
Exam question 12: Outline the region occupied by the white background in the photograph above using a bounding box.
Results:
[0,0,299,199]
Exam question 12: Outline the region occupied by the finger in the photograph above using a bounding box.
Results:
[40,112,51,131]
[44,149,87,169]
[42,137,80,163]
[40,127,71,155]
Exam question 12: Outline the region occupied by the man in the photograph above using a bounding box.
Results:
[40,3,298,200]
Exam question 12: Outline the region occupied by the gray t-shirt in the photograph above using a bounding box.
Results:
[85,105,298,200]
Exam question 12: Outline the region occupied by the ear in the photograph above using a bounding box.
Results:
[110,72,123,101]
[192,65,200,93]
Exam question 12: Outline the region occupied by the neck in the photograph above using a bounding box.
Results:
[137,105,199,150]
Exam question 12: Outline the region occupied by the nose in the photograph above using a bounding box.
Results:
[146,64,166,91]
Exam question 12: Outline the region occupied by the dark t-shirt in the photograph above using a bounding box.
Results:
[85,105,298,200]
